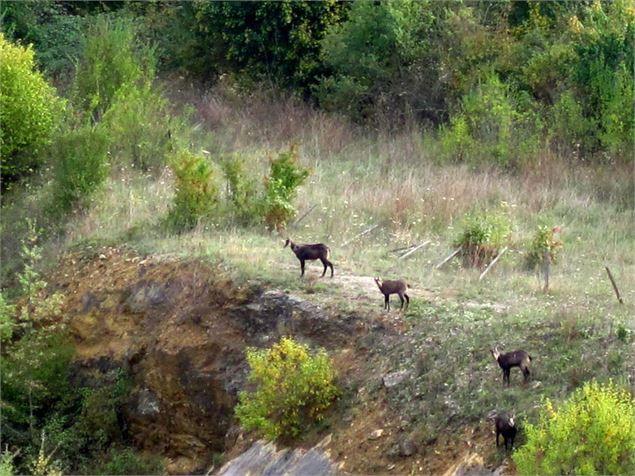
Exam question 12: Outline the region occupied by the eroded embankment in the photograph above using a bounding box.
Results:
[52,247,374,474]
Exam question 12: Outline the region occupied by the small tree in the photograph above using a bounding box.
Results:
[0,33,63,182]
[167,150,219,231]
[235,337,338,440]
[262,145,309,231]
[513,381,635,475]
[524,225,563,270]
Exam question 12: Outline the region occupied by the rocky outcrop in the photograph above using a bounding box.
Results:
[217,440,344,476]
[55,249,365,474]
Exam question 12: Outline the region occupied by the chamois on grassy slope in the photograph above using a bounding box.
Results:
[374,277,410,311]
[491,347,532,386]
[494,412,517,450]
[284,238,334,277]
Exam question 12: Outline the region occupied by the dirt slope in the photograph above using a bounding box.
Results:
[49,246,505,475]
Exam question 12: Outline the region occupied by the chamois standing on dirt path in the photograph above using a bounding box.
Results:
[491,347,532,386]
[374,277,410,311]
[494,412,517,450]
[284,238,334,277]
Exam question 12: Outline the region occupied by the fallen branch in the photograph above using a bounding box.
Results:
[479,246,508,281]
[342,224,380,246]
[436,246,462,269]
[605,266,624,304]
[399,240,431,260]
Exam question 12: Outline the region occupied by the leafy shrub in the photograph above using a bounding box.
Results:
[221,155,259,224]
[0,450,16,476]
[73,15,154,121]
[167,150,219,231]
[513,381,635,475]
[524,225,563,270]
[317,0,438,122]
[101,81,173,172]
[235,337,338,440]
[0,0,84,80]
[0,292,16,343]
[51,125,110,214]
[0,33,63,182]
[262,145,309,231]
[454,208,512,267]
[440,74,540,167]
[90,448,165,476]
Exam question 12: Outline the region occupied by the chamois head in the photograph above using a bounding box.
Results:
[374,277,383,288]
[490,347,501,361]
[283,238,291,248]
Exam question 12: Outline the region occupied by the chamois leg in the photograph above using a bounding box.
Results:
[504,369,511,386]
[300,260,306,277]
[404,293,410,311]
[398,293,405,310]
[522,366,530,383]
[496,431,500,447]
[319,257,333,277]
[384,295,390,310]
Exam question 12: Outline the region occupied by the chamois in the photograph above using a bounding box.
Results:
[374,277,410,311]
[284,238,334,277]
[494,412,517,450]
[491,347,532,386]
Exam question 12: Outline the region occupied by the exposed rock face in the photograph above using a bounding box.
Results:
[217,440,344,476]
[55,249,366,474]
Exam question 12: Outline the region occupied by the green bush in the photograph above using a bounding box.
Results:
[513,381,635,475]
[0,33,63,182]
[221,155,259,224]
[262,145,309,231]
[167,150,220,231]
[0,292,16,343]
[317,0,437,122]
[524,225,563,270]
[235,337,338,440]
[101,81,173,172]
[454,208,512,267]
[73,15,154,121]
[89,448,165,476]
[51,125,110,214]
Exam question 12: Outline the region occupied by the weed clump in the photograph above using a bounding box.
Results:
[454,208,512,267]
[235,337,338,440]
[513,380,635,475]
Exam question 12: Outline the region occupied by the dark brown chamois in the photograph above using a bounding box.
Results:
[374,277,410,311]
[494,412,517,450]
[284,238,334,277]
[491,347,532,386]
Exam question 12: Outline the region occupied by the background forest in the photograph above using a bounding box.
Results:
[0,1,633,475]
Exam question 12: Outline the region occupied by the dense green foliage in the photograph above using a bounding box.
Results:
[167,150,220,231]
[51,125,110,213]
[184,0,346,91]
[73,15,155,121]
[262,145,310,231]
[513,381,635,475]
[0,34,63,182]
[235,337,338,440]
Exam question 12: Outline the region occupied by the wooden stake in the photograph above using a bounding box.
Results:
[399,240,431,260]
[436,246,462,269]
[342,224,380,246]
[479,246,508,281]
[605,266,624,304]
